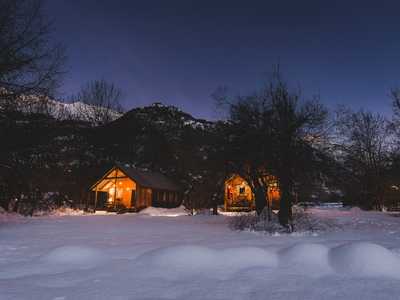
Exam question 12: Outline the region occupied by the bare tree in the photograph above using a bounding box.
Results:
[390,89,400,137]
[217,70,328,229]
[334,108,391,210]
[0,0,65,107]
[75,79,123,126]
[267,77,328,229]
[226,95,275,217]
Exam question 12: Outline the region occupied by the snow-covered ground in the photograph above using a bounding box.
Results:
[2,207,400,299]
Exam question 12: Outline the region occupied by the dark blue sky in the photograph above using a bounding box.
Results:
[46,0,400,119]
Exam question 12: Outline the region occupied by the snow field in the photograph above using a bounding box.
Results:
[3,208,400,299]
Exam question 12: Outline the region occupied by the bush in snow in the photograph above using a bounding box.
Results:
[9,190,75,216]
[228,212,258,231]
[229,206,340,234]
[228,209,282,233]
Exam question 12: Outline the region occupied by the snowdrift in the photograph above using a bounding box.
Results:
[0,245,105,280]
[139,205,189,217]
[136,242,400,280]
[43,246,105,266]
[0,211,26,224]
[136,245,278,279]
[0,207,85,222]
[329,242,400,278]
[279,243,331,274]
[33,207,85,217]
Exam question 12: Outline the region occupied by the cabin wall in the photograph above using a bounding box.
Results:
[268,186,280,210]
[152,190,181,208]
[225,175,254,210]
[116,179,135,208]
[136,186,152,209]
[224,174,281,211]
[92,169,137,210]
[92,167,181,211]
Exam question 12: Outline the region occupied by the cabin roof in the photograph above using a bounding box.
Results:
[92,164,181,192]
[118,164,181,191]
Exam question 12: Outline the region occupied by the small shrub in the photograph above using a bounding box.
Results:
[228,213,258,231]
[229,205,340,234]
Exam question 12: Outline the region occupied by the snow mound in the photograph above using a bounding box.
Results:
[33,207,85,217]
[43,246,104,266]
[220,247,279,270]
[329,242,400,278]
[143,245,216,272]
[137,245,278,279]
[348,207,363,215]
[139,205,189,217]
[140,242,400,279]
[280,243,331,273]
[0,246,105,279]
[49,207,85,216]
[0,211,27,223]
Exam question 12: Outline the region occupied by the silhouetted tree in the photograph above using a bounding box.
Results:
[334,108,391,210]
[387,89,400,208]
[0,0,65,105]
[224,94,275,217]
[268,76,328,228]
[75,79,123,126]
[218,70,328,229]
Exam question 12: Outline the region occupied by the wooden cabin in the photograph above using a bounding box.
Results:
[224,174,280,211]
[90,165,181,212]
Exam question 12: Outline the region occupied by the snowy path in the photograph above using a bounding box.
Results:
[1,209,400,299]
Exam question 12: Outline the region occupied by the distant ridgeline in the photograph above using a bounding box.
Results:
[0,88,122,124]
[0,91,221,214]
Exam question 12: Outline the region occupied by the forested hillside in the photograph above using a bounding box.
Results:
[0,97,225,214]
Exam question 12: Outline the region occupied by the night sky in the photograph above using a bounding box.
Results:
[45,0,400,120]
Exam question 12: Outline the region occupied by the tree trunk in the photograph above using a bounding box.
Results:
[254,184,266,215]
[278,176,293,230]
[212,203,218,215]
[266,188,271,222]
[212,192,218,215]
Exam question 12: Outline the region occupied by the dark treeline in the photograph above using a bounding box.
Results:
[2,75,400,229]
[2,0,400,230]
[214,73,400,228]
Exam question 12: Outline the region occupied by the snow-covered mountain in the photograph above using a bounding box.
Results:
[0,89,122,124]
